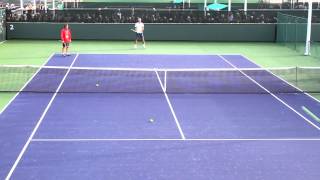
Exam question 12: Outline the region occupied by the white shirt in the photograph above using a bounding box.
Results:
[135,22,144,33]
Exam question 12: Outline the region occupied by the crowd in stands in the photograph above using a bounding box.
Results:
[5,8,275,23]
[3,1,320,24]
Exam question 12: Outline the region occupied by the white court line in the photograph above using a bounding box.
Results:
[0,40,7,45]
[5,54,79,180]
[155,70,186,140]
[219,55,320,131]
[31,138,320,142]
[0,53,55,115]
[58,52,239,56]
[240,54,320,103]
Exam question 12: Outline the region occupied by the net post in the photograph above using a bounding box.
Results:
[295,66,298,86]
[20,0,23,10]
[204,0,207,16]
[244,0,248,13]
[285,19,288,42]
[295,20,297,50]
[164,70,167,93]
[33,0,36,14]
[304,0,312,56]
[44,0,48,12]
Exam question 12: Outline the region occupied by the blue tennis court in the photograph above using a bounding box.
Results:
[1,54,320,180]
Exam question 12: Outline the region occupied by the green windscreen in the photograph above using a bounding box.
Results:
[0,8,5,42]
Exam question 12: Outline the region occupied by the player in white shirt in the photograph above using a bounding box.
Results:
[134,18,146,49]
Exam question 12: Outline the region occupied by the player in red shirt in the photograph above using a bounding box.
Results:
[60,24,72,56]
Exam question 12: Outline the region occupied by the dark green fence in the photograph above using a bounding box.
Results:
[6,22,276,41]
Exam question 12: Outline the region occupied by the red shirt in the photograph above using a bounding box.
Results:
[61,28,72,43]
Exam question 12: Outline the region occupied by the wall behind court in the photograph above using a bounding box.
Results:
[6,22,276,41]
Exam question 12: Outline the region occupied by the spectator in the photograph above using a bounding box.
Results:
[228,12,234,23]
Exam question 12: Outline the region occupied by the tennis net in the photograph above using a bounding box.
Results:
[1,65,320,94]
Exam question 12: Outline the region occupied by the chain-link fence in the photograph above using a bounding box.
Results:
[0,8,6,42]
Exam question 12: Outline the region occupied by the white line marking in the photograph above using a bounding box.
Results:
[53,52,242,55]
[0,53,55,115]
[155,70,186,140]
[0,40,7,45]
[219,55,320,130]
[240,54,320,103]
[5,54,79,180]
[31,138,320,142]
